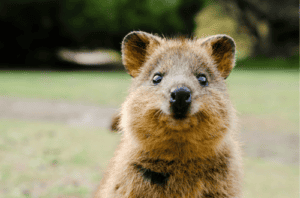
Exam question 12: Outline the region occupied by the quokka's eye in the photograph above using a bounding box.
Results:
[153,73,163,85]
[197,74,208,87]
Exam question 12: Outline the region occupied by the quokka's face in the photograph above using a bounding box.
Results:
[121,31,235,132]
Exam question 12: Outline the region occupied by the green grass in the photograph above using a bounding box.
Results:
[0,119,298,198]
[243,157,299,198]
[228,69,299,129]
[0,71,131,106]
[0,119,120,198]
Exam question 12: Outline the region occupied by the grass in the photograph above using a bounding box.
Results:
[0,119,120,198]
[0,71,131,106]
[0,119,298,198]
[228,69,299,130]
[243,157,299,198]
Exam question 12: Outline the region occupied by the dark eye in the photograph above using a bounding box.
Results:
[197,74,208,87]
[153,73,163,85]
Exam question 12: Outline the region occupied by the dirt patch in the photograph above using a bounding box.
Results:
[0,96,298,165]
[239,115,299,165]
[0,96,118,129]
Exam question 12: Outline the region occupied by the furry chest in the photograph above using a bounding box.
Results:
[118,157,231,198]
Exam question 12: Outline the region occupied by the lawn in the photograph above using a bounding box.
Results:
[0,119,298,198]
[228,69,299,131]
[0,57,298,197]
[0,71,131,106]
[0,119,120,198]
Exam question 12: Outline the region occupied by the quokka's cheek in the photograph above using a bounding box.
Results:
[188,96,205,115]
[159,100,171,115]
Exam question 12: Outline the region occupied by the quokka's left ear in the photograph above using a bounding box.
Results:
[200,35,236,79]
[122,31,161,78]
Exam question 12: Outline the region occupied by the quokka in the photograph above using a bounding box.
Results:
[94,31,243,198]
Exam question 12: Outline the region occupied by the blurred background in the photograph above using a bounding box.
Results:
[0,0,298,197]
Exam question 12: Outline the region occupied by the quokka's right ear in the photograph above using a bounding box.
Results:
[200,35,236,79]
[122,31,161,77]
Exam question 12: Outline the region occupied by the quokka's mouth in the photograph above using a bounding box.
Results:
[172,111,188,120]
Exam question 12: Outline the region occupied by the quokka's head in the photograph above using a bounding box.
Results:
[120,31,236,143]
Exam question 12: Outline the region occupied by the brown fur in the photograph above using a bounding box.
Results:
[95,31,243,198]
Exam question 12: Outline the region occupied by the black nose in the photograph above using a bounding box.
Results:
[170,86,191,119]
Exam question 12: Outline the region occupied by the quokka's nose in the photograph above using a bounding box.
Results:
[170,86,191,119]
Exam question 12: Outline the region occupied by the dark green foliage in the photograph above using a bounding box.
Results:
[61,0,205,50]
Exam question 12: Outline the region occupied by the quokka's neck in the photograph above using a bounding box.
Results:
[124,120,231,162]
[130,135,229,163]
[130,142,232,174]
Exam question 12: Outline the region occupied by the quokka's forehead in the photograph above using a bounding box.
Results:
[150,41,215,73]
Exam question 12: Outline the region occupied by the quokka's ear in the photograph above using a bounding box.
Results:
[122,31,161,77]
[110,111,121,132]
[201,35,236,79]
